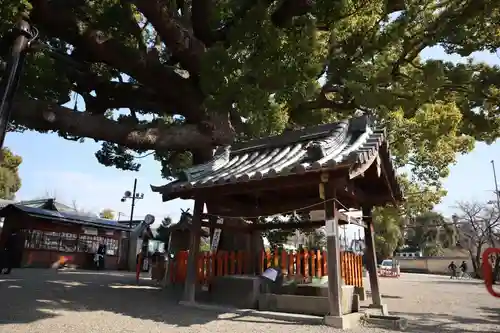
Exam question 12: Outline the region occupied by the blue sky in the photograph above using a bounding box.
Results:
[4,46,500,228]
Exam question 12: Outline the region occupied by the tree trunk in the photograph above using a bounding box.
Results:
[493,255,500,283]
[11,98,234,151]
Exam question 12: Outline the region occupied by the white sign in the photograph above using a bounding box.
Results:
[309,210,326,221]
[262,267,279,282]
[210,218,224,252]
[105,231,115,236]
[83,227,98,235]
[325,219,337,237]
[136,238,143,256]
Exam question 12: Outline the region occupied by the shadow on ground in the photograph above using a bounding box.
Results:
[366,291,402,299]
[364,310,500,333]
[0,269,273,327]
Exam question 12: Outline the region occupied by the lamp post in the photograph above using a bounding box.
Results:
[121,178,144,229]
[121,178,144,267]
[491,160,500,211]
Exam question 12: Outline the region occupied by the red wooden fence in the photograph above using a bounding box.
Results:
[169,250,363,288]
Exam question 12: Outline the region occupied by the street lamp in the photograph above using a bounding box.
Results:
[121,178,144,268]
[120,178,144,229]
[491,160,500,211]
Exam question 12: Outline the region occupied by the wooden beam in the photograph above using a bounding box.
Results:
[183,198,204,303]
[325,179,342,317]
[362,205,384,309]
[169,167,351,200]
[209,196,326,218]
[200,220,251,231]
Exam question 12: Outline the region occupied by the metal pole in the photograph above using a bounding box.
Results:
[129,178,137,229]
[0,19,31,154]
[127,178,137,270]
[491,160,500,211]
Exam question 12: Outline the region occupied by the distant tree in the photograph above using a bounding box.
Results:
[0,148,22,200]
[373,176,446,260]
[303,228,326,250]
[373,206,404,260]
[453,201,500,278]
[404,211,458,256]
[154,216,173,242]
[99,208,115,219]
[200,242,210,252]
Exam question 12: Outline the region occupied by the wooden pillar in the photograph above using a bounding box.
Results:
[248,218,259,275]
[362,205,382,306]
[183,198,204,303]
[324,175,342,317]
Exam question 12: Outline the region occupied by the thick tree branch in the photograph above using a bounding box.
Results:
[30,0,204,120]
[10,98,232,151]
[132,0,206,74]
[77,81,168,114]
[191,0,215,46]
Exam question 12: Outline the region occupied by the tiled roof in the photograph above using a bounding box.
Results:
[0,204,132,231]
[151,115,401,199]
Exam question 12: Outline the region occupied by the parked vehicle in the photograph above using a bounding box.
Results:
[378,259,400,277]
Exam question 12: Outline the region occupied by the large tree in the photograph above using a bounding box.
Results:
[0,148,22,199]
[0,0,498,185]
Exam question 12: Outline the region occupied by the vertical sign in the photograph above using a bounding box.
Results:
[210,217,224,252]
[325,218,337,237]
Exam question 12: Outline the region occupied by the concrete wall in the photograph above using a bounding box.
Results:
[398,256,471,274]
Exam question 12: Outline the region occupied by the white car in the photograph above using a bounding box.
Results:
[378,259,400,277]
[380,259,394,270]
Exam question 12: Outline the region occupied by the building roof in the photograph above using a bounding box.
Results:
[18,198,99,217]
[151,115,401,201]
[0,204,131,232]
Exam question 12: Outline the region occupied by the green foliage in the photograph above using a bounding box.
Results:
[0,148,22,200]
[404,211,458,256]
[200,242,211,252]
[303,229,326,249]
[0,0,498,205]
[99,208,115,219]
[154,216,172,242]
[373,206,404,259]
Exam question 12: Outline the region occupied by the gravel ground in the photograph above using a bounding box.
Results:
[0,269,498,333]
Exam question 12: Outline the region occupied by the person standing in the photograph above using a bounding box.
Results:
[1,229,19,274]
[448,261,457,279]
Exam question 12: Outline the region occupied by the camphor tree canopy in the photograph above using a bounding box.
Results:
[0,0,499,196]
[0,148,22,199]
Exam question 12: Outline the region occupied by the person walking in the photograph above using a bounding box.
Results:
[459,260,468,279]
[448,261,457,279]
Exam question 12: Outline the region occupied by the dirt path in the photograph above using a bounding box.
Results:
[0,269,498,333]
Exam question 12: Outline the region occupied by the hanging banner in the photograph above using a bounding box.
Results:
[82,227,98,235]
[210,217,224,252]
[325,219,337,237]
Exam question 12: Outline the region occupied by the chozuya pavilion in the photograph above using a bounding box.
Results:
[152,114,403,328]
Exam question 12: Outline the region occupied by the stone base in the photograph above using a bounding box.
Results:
[258,285,356,316]
[324,313,364,329]
[367,303,389,316]
[209,275,261,308]
[354,286,366,301]
[179,301,324,325]
[364,314,408,331]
